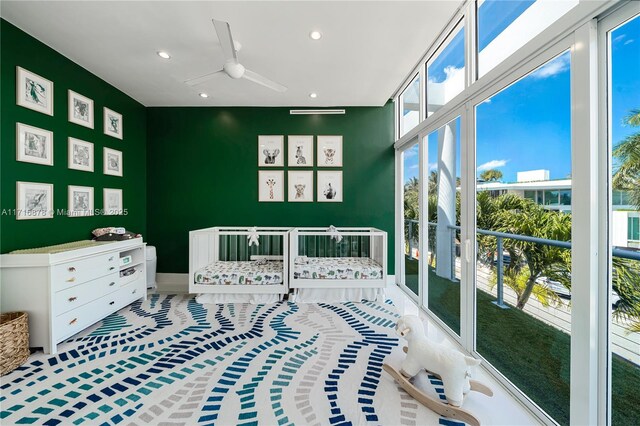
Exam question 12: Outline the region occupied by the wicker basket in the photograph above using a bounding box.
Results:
[0,312,30,376]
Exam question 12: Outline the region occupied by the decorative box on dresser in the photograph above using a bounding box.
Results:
[0,238,146,354]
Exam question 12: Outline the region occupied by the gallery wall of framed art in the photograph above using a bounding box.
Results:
[1,20,147,252]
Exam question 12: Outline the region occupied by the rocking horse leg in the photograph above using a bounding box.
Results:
[384,363,482,426]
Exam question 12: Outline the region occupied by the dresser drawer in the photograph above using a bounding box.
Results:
[52,252,118,290]
[53,272,119,315]
[54,291,121,342]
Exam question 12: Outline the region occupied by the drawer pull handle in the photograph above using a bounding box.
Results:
[109,301,115,306]
[68,296,77,302]
[69,318,77,325]
[66,277,76,283]
[109,282,116,287]
[68,267,76,272]
[109,267,116,271]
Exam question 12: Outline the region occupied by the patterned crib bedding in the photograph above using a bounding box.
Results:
[293,257,383,280]
[194,260,283,285]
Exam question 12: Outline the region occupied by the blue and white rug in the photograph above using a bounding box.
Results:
[0,294,463,425]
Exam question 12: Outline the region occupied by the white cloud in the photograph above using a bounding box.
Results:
[477,159,508,172]
[613,34,626,43]
[409,164,419,170]
[529,54,570,79]
[428,162,438,172]
[624,39,635,45]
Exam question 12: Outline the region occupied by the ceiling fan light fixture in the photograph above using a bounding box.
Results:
[309,31,322,40]
[199,93,209,98]
[157,51,171,59]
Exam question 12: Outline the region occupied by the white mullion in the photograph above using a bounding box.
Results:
[395,150,405,289]
[419,132,428,309]
[461,101,475,353]
[570,19,600,426]
[464,0,477,88]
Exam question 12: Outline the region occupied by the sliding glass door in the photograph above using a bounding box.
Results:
[400,142,420,299]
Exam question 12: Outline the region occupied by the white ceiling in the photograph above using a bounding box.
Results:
[1,1,460,107]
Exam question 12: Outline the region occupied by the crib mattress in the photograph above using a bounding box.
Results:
[293,257,383,280]
[194,261,283,285]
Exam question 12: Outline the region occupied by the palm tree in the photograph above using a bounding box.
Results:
[613,108,640,209]
[480,169,503,182]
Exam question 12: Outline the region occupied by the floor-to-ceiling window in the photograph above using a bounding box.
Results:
[605,12,640,426]
[475,51,572,425]
[402,143,420,298]
[425,117,462,335]
[399,75,421,137]
[426,24,465,117]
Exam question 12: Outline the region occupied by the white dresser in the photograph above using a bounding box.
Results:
[0,238,146,354]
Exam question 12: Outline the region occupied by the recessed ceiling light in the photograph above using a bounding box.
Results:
[309,31,322,40]
[309,92,318,98]
[199,93,209,98]
[157,51,171,59]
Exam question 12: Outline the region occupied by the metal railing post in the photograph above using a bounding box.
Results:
[493,236,509,309]
[451,228,456,281]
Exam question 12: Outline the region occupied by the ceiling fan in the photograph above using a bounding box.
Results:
[185,19,287,93]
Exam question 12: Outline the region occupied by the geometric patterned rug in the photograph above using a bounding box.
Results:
[0,294,463,425]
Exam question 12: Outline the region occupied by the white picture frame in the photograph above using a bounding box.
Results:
[288,171,313,202]
[16,66,53,116]
[317,135,343,167]
[287,135,314,167]
[317,170,343,202]
[16,123,53,166]
[104,107,123,139]
[16,181,53,220]
[258,135,284,167]
[103,188,123,215]
[103,147,123,177]
[258,170,284,202]
[68,90,94,128]
[68,138,94,172]
[68,185,94,217]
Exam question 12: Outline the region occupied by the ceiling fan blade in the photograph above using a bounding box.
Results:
[212,19,238,63]
[243,69,287,92]
[184,69,225,86]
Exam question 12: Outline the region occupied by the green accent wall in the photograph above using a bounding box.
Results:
[0,20,147,252]
[146,106,395,274]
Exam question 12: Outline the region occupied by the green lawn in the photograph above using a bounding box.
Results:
[401,256,640,426]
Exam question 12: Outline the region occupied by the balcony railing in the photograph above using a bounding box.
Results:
[404,218,640,307]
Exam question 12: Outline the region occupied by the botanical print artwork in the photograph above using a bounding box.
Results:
[16,67,53,115]
[103,107,123,139]
[68,138,93,172]
[68,185,94,217]
[288,171,313,202]
[317,171,343,202]
[103,147,123,176]
[317,135,343,167]
[258,170,284,202]
[16,182,53,220]
[68,90,94,128]
[258,135,284,167]
[17,123,53,166]
[288,135,313,167]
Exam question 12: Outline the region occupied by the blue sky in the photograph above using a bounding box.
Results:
[404,3,639,184]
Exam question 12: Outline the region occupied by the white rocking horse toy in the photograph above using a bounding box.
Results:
[383,315,493,426]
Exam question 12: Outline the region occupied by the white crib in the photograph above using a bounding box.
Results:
[189,227,291,303]
[289,227,387,302]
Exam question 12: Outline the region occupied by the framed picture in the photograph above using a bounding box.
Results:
[103,147,123,176]
[16,123,53,166]
[258,135,284,167]
[317,171,343,202]
[103,188,123,215]
[68,138,94,172]
[288,171,313,202]
[287,135,314,167]
[16,66,53,116]
[258,170,284,202]
[68,90,94,128]
[317,135,343,167]
[68,185,94,217]
[104,107,123,139]
[16,181,53,220]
